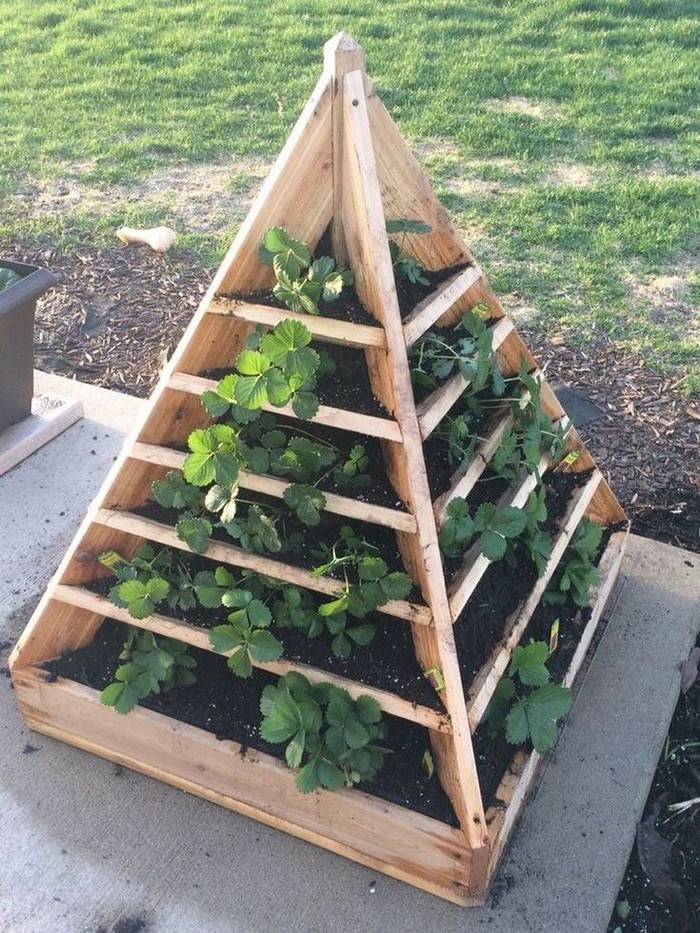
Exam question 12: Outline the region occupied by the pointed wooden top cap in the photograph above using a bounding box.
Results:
[323,32,366,74]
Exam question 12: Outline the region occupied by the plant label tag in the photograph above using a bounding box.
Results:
[98,549,126,570]
[562,449,580,466]
[471,300,491,319]
[424,666,445,691]
[549,618,560,655]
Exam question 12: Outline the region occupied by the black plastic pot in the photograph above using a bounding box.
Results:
[0,259,56,434]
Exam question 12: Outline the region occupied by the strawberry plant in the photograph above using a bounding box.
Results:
[439,499,529,562]
[100,546,226,615]
[491,367,569,481]
[544,517,603,607]
[310,526,412,656]
[259,671,389,792]
[0,267,22,293]
[409,307,506,396]
[100,628,197,715]
[385,218,432,285]
[483,640,572,753]
[260,227,353,315]
[505,486,553,577]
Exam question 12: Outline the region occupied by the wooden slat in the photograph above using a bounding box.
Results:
[9,599,105,671]
[167,372,403,443]
[52,585,451,734]
[485,526,629,879]
[211,72,334,295]
[432,384,541,527]
[402,265,483,347]
[561,528,629,690]
[131,442,418,534]
[92,508,432,626]
[448,452,552,620]
[325,32,369,264]
[485,750,537,875]
[367,93,472,273]
[208,300,387,349]
[13,666,476,905]
[342,71,490,879]
[466,470,603,728]
[433,412,515,528]
[416,318,515,440]
[416,373,471,442]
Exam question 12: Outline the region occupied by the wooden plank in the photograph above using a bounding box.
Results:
[561,527,629,690]
[102,458,173,511]
[208,300,387,348]
[486,750,540,878]
[448,453,551,620]
[211,72,334,295]
[485,527,629,879]
[416,373,471,442]
[433,411,515,528]
[402,265,483,348]
[174,307,256,377]
[138,385,212,447]
[535,380,627,527]
[466,470,603,728]
[367,93,472,273]
[9,599,104,670]
[416,318,515,440]
[484,749,529,837]
[166,372,403,443]
[92,508,432,626]
[52,584,451,734]
[325,32,369,264]
[432,385,542,527]
[12,666,476,905]
[0,393,83,476]
[342,71,490,880]
[131,442,418,534]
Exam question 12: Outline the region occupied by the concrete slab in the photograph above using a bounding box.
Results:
[1,374,698,933]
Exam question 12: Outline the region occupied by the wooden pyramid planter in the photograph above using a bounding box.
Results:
[10,34,629,905]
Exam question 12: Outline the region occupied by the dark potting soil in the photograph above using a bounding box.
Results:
[472,523,618,809]
[86,569,440,711]
[133,492,421,603]
[450,470,586,684]
[606,631,700,933]
[422,395,514,500]
[274,616,440,710]
[202,338,388,419]
[226,245,468,327]
[43,618,458,827]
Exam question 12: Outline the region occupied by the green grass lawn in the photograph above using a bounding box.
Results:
[1,0,698,389]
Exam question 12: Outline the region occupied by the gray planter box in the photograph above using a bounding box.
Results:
[0,259,56,434]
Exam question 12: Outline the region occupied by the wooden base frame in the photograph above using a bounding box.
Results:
[11,530,626,906]
[10,33,630,904]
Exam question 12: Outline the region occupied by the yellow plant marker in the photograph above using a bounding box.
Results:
[424,666,446,691]
[549,618,560,655]
[562,449,580,466]
[98,549,125,570]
